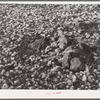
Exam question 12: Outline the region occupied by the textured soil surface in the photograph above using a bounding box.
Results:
[0,4,100,89]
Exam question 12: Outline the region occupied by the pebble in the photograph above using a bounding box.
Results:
[88,75,94,83]
[2,83,8,89]
[95,80,99,84]
[45,46,51,53]
[67,75,70,78]
[10,70,13,73]
[70,57,82,71]
[60,75,64,79]
[16,85,23,89]
[55,49,59,53]
[67,79,72,86]
[98,83,100,87]
[11,57,14,60]
[82,74,87,82]
[85,86,88,89]
[81,85,85,88]
[72,75,76,82]
[54,78,58,82]
[66,69,70,73]
[66,85,70,89]
[41,73,46,79]
[1,70,5,75]
[50,66,60,72]
[58,58,63,63]
[62,52,70,68]
[9,86,14,89]
[79,71,83,76]
[58,71,61,75]
[6,72,9,77]
[29,87,33,89]
[47,60,52,66]
[70,86,74,90]
[63,74,67,78]
[98,65,100,71]
[93,69,98,73]
[44,58,47,63]
[69,71,73,75]
[51,42,57,47]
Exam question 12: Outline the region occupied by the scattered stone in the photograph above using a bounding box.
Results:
[2,83,8,89]
[72,75,77,82]
[50,66,60,72]
[47,60,52,66]
[58,35,67,49]
[70,57,82,71]
[67,79,72,86]
[41,73,46,79]
[62,52,70,68]
[82,74,87,82]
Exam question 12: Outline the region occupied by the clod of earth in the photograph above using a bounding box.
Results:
[70,57,84,72]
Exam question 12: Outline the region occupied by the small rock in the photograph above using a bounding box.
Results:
[98,65,100,71]
[70,57,82,71]
[47,60,52,66]
[82,74,87,82]
[50,66,60,72]
[66,85,70,89]
[1,69,5,75]
[51,42,57,47]
[58,58,63,63]
[63,46,73,54]
[69,71,73,75]
[41,73,46,79]
[45,46,51,53]
[55,49,59,54]
[93,69,98,73]
[98,83,100,87]
[81,85,85,89]
[6,72,9,77]
[95,80,99,84]
[72,75,77,82]
[70,86,74,90]
[54,78,58,82]
[88,75,95,83]
[79,71,83,76]
[67,79,72,86]
[2,83,8,89]
[44,58,47,63]
[58,71,61,75]
[9,86,14,89]
[62,53,70,68]
[58,35,67,49]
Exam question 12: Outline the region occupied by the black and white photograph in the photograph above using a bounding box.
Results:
[0,3,100,90]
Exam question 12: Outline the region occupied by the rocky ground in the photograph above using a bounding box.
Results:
[0,4,100,89]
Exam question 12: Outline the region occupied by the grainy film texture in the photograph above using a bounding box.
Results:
[0,4,100,89]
